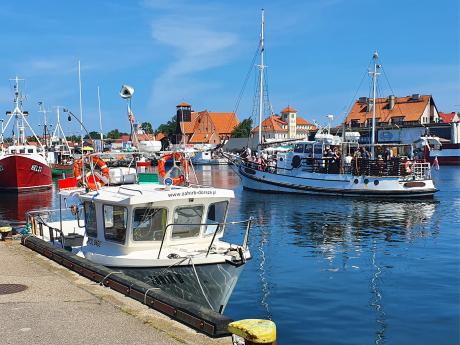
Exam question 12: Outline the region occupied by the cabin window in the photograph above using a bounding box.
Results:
[132,208,167,241]
[19,148,26,153]
[103,205,128,243]
[204,201,229,236]
[28,149,34,153]
[314,145,323,155]
[172,205,203,239]
[305,145,313,155]
[84,202,97,238]
[294,144,304,153]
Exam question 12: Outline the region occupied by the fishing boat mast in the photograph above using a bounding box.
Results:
[4,77,44,150]
[257,9,265,158]
[369,51,380,158]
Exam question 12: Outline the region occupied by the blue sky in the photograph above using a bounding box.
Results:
[0,0,458,137]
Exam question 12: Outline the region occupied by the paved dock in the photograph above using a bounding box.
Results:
[0,240,230,345]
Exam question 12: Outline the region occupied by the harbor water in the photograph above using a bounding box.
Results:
[1,165,459,344]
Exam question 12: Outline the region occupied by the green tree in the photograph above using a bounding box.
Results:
[107,129,121,139]
[84,131,103,139]
[156,116,177,135]
[141,122,154,134]
[231,118,253,138]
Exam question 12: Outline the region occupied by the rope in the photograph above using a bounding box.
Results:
[189,257,214,310]
[99,271,123,286]
[144,287,160,305]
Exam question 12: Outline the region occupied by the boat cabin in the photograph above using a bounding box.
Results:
[77,184,235,255]
[7,145,41,155]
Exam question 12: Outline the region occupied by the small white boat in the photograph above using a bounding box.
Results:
[192,151,229,165]
[27,181,252,313]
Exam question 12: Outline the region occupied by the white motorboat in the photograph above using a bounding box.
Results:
[192,150,229,165]
[26,181,252,313]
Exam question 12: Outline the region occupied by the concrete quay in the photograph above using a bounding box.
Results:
[0,240,230,345]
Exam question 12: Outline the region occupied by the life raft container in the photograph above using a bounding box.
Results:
[73,155,110,190]
[157,152,189,185]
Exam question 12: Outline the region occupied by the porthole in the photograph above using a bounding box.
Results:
[354,179,359,184]
[374,180,379,186]
[364,179,369,185]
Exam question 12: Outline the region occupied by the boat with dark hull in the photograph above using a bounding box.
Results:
[26,178,252,313]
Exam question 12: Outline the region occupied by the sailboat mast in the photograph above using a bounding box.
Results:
[257,9,265,158]
[370,51,380,158]
[97,86,103,144]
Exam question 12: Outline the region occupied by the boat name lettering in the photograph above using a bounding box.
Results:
[148,273,184,285]
[167,189,217,198]
[31,164,42,173]
[87,238,102,247]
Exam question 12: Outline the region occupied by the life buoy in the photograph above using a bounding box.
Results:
[73,158,83,182]
[404,160,412,174]
[158,152,189,185]
[72,155,110,190]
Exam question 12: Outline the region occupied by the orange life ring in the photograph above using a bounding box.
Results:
[158,152,189,185]
[404,160,412,174]
[73,155,110,190]
[73,158,83,182]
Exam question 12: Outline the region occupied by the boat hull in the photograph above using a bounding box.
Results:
[51,163,74,177]
[111,262,244,313]
[238,165,437,198]
[429,144,460,165]
[0,154,52,192]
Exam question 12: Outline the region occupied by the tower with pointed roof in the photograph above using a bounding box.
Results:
[281,106,297,138]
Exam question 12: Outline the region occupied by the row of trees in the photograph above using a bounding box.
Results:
[61,116,253,143]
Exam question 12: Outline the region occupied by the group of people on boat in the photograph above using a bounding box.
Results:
[241,143,421,178]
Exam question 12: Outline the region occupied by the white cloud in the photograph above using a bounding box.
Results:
[147,9,240,115]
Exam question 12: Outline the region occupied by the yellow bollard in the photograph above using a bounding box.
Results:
[228,319,276,345]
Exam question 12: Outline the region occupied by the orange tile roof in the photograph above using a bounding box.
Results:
[345,95,432,124]
[179,111,239,135]
[252,115,287,133]
[439,112,457,123]
[176,102,191,107]
[281,106,297,113]
[296,116,313,126]
[252,114,316,133]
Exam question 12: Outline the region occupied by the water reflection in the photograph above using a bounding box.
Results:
[289,200,438,253]
[0,189,53,225]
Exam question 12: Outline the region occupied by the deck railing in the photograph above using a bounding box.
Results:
[242,158,432,179]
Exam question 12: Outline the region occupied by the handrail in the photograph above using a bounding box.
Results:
[157,218,253,259]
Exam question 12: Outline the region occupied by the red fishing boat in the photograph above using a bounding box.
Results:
[0,77,52,192]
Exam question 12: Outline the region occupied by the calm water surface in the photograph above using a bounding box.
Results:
[1,165,459,344]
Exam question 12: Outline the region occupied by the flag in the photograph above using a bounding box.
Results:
[432,156,440,170]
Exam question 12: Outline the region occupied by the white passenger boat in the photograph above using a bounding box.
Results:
[235,135,437,198]
[232,18,437,198]
[26,154,252,313]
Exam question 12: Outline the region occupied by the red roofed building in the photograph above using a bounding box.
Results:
[252,106,316,140]
[438,112,459,123]
[176,103,239,144]
[345,94,440,127]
